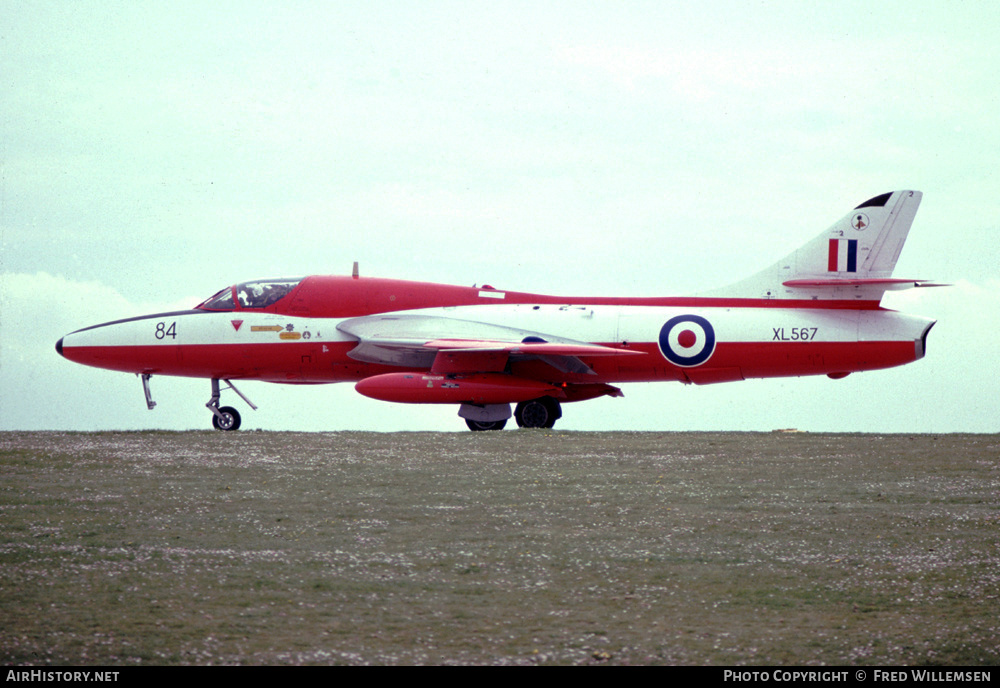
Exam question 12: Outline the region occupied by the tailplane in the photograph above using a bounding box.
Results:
[706,190,942,303]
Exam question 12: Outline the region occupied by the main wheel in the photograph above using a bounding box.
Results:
[514,397,560,429]
[211,406,242,431]
[465,418,507,431]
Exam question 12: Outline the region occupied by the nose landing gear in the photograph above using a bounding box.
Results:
[137,375,255,430]
[207,378,257,431]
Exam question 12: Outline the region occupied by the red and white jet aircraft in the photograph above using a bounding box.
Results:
[57,190,939,431]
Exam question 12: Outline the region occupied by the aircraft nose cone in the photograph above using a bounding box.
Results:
[56,337,64,357]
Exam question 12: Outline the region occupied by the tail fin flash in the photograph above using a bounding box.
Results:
[708,190,933,303]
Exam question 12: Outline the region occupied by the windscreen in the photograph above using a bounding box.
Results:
[198,278,302,311]
[198,287,236,310]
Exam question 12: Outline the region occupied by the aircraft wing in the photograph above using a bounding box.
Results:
[336,314,642,375]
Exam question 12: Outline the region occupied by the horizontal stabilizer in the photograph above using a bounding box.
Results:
[783,278,949,291]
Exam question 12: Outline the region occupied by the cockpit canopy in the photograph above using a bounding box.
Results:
[197,278,303,311]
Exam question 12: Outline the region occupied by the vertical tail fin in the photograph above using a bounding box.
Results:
[706,190,925,302]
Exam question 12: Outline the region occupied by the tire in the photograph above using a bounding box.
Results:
[465,418,507,431]
[465,418,507,432]
[211,406,242,431]
[514,397,560,429]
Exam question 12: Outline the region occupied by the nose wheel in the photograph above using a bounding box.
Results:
[207,379,256,431]
[211,406,242,431]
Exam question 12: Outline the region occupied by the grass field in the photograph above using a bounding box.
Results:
[1,431,997,665]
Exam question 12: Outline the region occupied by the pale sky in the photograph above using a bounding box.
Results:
[2,1,998,432]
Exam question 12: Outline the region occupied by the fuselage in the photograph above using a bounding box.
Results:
[57,274,934,387]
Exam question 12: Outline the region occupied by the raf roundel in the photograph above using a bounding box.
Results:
[658,314,716,367]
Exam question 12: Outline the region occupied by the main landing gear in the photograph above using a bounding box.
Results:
[462,396,562,431]
[206,378,256,431]
[514,396,561,429]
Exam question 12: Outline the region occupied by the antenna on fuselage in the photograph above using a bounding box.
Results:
[352,261,359,279]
